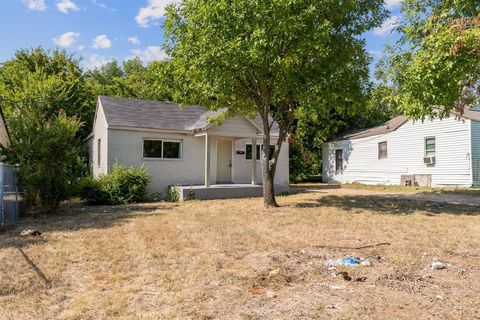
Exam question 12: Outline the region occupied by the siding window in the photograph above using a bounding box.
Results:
[378,141,388,159]
[335,149,343,173]
[143,139,182,159]
[246,144,261,160]
[163,141,181,159]
[97,138,101,167]
[246,144,274,160]
[425,137,436,157]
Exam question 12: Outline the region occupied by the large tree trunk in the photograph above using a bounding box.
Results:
[261,149,278,207]
[261,130,285,208]
[258,99,291,208]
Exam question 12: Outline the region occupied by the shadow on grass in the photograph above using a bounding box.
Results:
[0,202,176,250]
[296,194,480,216]
[290,183,341,190]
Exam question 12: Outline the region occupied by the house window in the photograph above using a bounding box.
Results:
[97,138,101,167]
[143,139,182,159]
[335,149,343,173]
[163,141,181,159]
[378,141,388,159]
[246,144,275,160]
[246,144,261,160]
[425,137,436,157]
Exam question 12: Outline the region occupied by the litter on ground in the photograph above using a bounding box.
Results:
[325,256,372,269]
[19,229,42,236]
[431,261,447,270]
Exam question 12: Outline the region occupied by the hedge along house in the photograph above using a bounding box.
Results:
[86,96,289,200]
[323,107,480,188]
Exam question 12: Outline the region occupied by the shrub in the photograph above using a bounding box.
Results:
[79,164,150,205]
[186,188,196,200]
[77,177,109,205]
[167,185,180,202]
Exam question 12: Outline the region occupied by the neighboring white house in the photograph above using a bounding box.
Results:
[87,96,289,199]
[323,108,480,188]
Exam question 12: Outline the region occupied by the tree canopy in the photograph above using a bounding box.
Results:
[165,0,387,206]
[0,48,92,137]
[85,58,174,102]
[384,0,480,119]
[0,48,87,212]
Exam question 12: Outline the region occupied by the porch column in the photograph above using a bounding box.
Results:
[251,137,257,185]
[205,133,210,187]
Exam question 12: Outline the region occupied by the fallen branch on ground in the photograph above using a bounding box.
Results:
[313,242,391,250]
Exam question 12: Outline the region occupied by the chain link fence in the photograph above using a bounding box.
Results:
[0,163,22,230]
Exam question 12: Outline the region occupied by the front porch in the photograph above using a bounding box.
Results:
[176,184,291,201]
[179,114,288,201]
[177,184,263,201]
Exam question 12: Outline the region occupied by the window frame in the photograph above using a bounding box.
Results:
[97,138,101,167]
[245,144,261,160]
[142,138,183,160]
[335,149,343,173]
[245,144,275,161]
[424,136,436,158]
[378,141,388,160]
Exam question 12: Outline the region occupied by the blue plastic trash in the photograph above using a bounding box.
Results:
[340,256,359,266]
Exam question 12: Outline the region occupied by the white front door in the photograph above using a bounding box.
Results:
[217,140,232,183]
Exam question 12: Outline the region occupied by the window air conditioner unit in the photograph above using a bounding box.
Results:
[423,156,436,164]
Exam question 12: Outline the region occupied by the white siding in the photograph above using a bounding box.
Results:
[323,116,472,187]
[471,120,480,186]
[92,102,109,177]
[106,129,289,196]
[107,129,205,194]
[232,138,289,188]
[208,116,258,138]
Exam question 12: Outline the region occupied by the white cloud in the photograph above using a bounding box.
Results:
[90,0,115,11]
[24,0,46,11]
[373,16,400,36]
[384,0,403,10]
[77,45,85,50]
[135,0,177,28]
[91,34,112,49]
[129,46,167,63]
[84,54,114,70]
[52,32,80,48]
[128,36,141,45]
[56,0,80,13]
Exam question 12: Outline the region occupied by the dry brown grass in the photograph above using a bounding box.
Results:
[293,181,480,195]
[1,190,479,319]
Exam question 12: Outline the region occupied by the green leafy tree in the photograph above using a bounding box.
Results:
[0,48,93,137]
[385,0,480,118]
[290,84,398,182]
[0,48,88,212]
[4,105,82,213]
[165,0,387,206]
[85,58,174,101]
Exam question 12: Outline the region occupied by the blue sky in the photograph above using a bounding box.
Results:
[0,0,402,77]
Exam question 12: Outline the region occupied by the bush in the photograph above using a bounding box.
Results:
[77,177,109,205]
[79,164,150,205]
[186,188,196,200]
[167,185,180,202]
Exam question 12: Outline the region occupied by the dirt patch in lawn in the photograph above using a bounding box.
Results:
[0,191,479,319]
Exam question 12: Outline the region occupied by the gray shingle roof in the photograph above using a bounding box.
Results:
[188,108,228,131]
[457,107,480,121]
[331,106,480,142]
[99,96,208,131]
[332,116,409,141]
[99,96,280,135]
